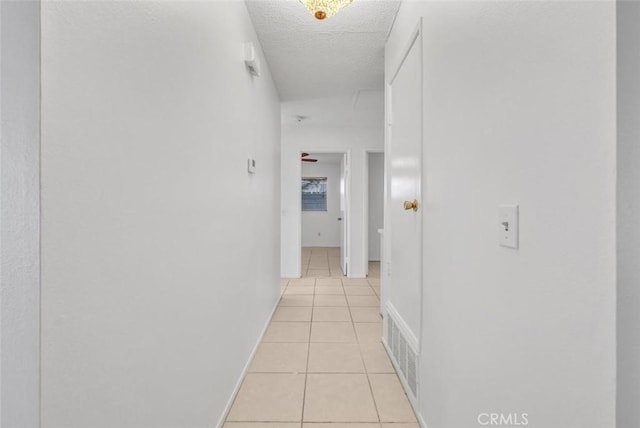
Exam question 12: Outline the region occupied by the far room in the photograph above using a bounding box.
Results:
[301,152,346,277]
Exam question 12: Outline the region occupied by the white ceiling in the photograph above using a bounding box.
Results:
[245,0,401,101]
[281,89,384,127]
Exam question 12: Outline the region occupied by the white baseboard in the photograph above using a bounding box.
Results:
[281,272,302,279]
[418,411,428,428]
[215,295,281,428]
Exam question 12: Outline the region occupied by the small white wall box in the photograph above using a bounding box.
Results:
[244,43,261,77]
[499,204,519,249]
[247,158,256,174]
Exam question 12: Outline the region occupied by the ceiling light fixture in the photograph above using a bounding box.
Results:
[299,0,353,20]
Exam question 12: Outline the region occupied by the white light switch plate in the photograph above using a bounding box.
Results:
[247,158,256,174]
[499,205,519,249]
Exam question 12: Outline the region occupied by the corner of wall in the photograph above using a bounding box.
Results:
[0,1,42,426]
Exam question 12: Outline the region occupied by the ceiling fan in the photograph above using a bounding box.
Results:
[301,153,318,163]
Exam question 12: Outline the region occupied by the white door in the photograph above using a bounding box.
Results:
[339,154,348,275]
[387,27,423,342]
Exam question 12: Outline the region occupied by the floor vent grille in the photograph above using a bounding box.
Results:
[384,307,418,402]
[407,346,418,396]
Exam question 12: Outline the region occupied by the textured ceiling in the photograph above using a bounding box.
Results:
[282,90,384,127]
[245,0,401,101]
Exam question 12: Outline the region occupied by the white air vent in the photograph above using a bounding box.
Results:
[383,304,419,403]
[397,332,407,376]
[407,346,418,396]
[388,317,395,346]
[393,322,402,370]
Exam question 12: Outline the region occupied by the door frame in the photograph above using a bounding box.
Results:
[363,149,385,276]
[296,149,352,277]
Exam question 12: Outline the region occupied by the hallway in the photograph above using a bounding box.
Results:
[225,249,416,426]
[2,1,637,427]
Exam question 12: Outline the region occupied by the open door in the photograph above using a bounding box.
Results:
[339,154,349,275]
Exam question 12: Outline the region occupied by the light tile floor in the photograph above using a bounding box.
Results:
[225,248,417,428]
[301,246,342,278]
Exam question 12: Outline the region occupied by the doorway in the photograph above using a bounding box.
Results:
[299,151,350,277]
[366,151,385,278]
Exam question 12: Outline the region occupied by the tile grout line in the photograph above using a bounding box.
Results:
[299,277,316,426]
[345,274,384,425]
[228,254,387,426]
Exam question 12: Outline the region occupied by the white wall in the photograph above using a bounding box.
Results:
[302,161,341,247]
[40,2,281,427]
[281,95,384,278]
[386,2,616,427]
[367,153,383,261]
[0,2,41,427]
[617,2,640,427]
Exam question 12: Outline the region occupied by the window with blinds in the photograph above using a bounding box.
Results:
[301,177,328,211]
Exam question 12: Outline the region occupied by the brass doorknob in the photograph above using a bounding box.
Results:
[403,200,419,211]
